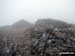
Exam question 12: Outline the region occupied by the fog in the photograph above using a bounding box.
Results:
[0,0,75,26]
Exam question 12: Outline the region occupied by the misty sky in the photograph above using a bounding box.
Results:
[0,0,75,26]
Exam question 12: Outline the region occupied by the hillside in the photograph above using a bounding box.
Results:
[0,19,33,32]
[12,19,33,30]
[35,19,72,29]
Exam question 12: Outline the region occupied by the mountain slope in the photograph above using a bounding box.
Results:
[0,19,33,32]
[12,19,33,30]
[35,19,72,29]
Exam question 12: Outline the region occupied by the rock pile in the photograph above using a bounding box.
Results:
[30,27,75,56]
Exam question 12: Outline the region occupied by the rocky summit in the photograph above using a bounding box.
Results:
[0,19,75,56]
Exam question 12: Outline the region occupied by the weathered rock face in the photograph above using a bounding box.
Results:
[30,27,75,56]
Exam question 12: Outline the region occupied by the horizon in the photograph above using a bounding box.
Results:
[0,18,74,27]
[0,0,75,26]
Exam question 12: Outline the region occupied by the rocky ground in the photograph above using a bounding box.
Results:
[30,26,75,56]
[0,19,75,56]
